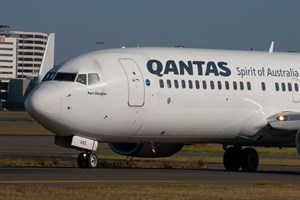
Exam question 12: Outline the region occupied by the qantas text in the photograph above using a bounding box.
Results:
[147,59,231,77]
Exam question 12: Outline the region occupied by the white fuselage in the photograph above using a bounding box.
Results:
[25,47,300,147]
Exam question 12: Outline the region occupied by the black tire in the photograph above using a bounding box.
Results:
[223,147,242,171]
[77,152,88,168]
[241,148,259,172]
[87,153,98,168]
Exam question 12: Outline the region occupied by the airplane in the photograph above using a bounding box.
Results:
[25,34,300,171]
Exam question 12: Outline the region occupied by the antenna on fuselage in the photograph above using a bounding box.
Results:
[268,41,274,53]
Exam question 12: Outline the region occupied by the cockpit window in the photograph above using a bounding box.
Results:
[76,74,87,85]
[43,72,99,84]
[53,73,76,82]
[42,72,56,81]
[88,73,100,85]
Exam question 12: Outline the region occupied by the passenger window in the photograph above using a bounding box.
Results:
[225,81,230,90]
[281,83,286,91]
[88,73,100,85]
[181,80,186,89]
[275,83,279,91]
[76,74,87,85]
[159,79,164,88]
[195,80,200,89]
[202,80,207,90]
[287,83,292,92]
[240,82,244,90]
[174,80,179,89]
[188,80,193,89]
[210,81,215,90]
[233,81,238,90]
[247,82,251,90]
[261,82,266,91]
[167,79,172,88]
[217,81,222,90]
[295,83,299,92]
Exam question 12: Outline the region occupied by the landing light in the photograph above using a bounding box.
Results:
[277,115,287,121]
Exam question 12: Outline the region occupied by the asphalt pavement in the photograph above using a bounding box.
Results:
[0,135,299,185]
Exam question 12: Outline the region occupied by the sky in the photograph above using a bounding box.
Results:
[0,0,299,64]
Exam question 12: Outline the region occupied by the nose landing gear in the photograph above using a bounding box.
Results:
[77,151,98,168]
[54,135,99,168]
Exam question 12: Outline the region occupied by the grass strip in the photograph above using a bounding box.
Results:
[0,155,205,169]
[0,184,299,200]
[183,144,299,156]
[0,154,299,168]
[0,124,52,135]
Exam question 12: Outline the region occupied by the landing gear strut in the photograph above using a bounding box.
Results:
[223,146,259,172]
[77,151,98,168]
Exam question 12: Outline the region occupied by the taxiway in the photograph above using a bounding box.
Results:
[0,136,299,185]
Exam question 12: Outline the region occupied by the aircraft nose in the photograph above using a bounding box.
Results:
[25,83,61,123]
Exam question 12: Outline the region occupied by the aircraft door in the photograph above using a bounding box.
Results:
[119,58,145,107]
[292,78,300,103]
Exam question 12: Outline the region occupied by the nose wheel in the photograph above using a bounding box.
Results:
[77,151,98,168]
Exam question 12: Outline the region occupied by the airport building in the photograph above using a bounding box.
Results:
[0,25,48,110]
